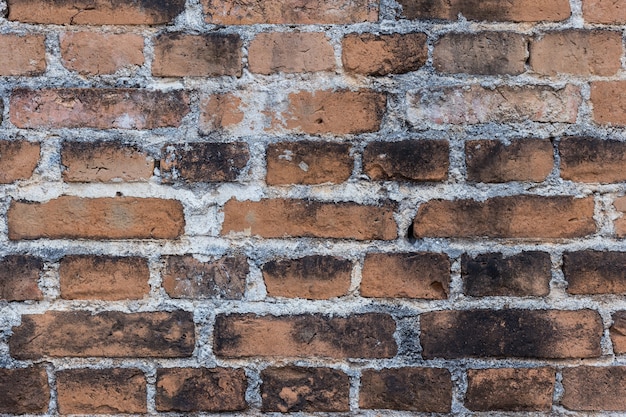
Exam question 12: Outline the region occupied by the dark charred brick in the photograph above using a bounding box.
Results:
[560,137,626,183]
[360,368,452,412]
[466,368,555,411]
[609,311,626,354]
[214,313,397,359]
[262,256,352,299]
[9,310,195,359]
[421,309,602,359]
[162,255,248,299]
[363,140,449,182]
[0,367,49,414]
[161,142,249,183]
[563,251,626,295]
[462,252,551,297]
[156,368,247,412]
[562,366,626,411]
[261,367,350,412]
[0,255,43,301]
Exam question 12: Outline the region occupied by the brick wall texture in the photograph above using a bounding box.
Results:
[2,0,626,415]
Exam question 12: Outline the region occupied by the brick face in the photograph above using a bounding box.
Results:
[0,255,43,301]
[560,137,626,183]
[610,311,626,354]
[0,367,49,414]
[562,367,626,411]
[0,34,46,76]
[161,142,249,183]
[563,251,626,295]
[249,33,335,74]
[0,140,40,184]
[583,0,626,23]
[591,82,626,126]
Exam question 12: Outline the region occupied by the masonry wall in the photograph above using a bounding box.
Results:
[2,0,626,415]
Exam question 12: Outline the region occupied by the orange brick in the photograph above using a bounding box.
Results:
[0,34,45,76]
[199,93,244,133]
[563,251,626,295]
[591,82,626,126]
[583,0,626,23]
[560,137,626,183]
[249,32,334,74]
[0,140,40,184]
[562,367,626,410]
[0,255,43,301]
[613,196,626,237]
[610,311,626,354]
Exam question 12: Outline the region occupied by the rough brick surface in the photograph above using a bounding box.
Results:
[609,311,626,354]
[261,367,349,412]
[262,256,352,299]
[249,33,334,74]
[0,255,43,301]
[0,367,49,414]
[560,137,626,183]
[583,0,626,23]
[156,368,247,412]
[9,310,195,358]
[563,251,626,295]
[562,367,626,411]
[8,196,185,240]
[0,140,39,184]
[56,369,147,414]
[433,32,527,75]
[591,82,626,126]
[0,34,46,76]
[161,142,249,183]
[465,368,555,411]
[465,139,554,183]
[613,197,626,237]
[199,94,244,132]
[342,32,428,75]
[266,141,353,185]
[214,313,397,358]
[360,368,452,412]
[59,255,150,300]
[222,199,397,240]
[462,252,551,297]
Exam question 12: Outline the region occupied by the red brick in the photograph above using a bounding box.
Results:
[413,196,595,239]
[261,367,349,412]
[563,251,626,295]
[0,140,39,184]
[466,368,555,411]
[8,196,185,240]
[466,139,553,183]
[591,82,626,126]
[0,367,49,414]
[7,0,185,24]
[409,85,581,125]
[222,198,397,240]
[560,137,626,183]
[56,369,146,414]
[262,256,352,299]
[214,313,396,359]
[156,368,247,412]
[583,0,626,24]
[62,141,154,183]
[249,33,334,74]
[0,34,45,76]
[60,32,144,75]
[0,255,43,301]
[59,255,150,300]
[562,367,626,410]
[153,33,242,77]
[199,93,244,132]
[433,32,527,75]
[266,141,353,185]
[10,88,189,129]
[613,197,626,237]
[361,252,450,299]
[609,311,626,354]
[161,142,249,183]
[202,0,378,24]
[421,309,602,359]
[9,310,195,359]
[342,32,427,75]
[360,368,452,412]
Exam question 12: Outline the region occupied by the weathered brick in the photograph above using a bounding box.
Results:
[9,310,195,359]
[0,255,43,301]
[361,252,450,299]
[261,367,349,412]
[266,141,353,185]
[342,32,427,75]
[360,368,452,412]
[613,197,626,237]
[466,368,555,411]
[408,85,581,125]
[202,0,378,24]
[162,255,248,299]
[0,367,49,414]
[563,251,626,295]
[609,311,626,354]
[10,88,189,129]
[262,256,352,299]
[60,32,144,75]
[222,199,397,240]
[8,196,185,240]
[156,368,247,412]
[0,34,46,76]
[433,32,527,75]
[591,82,626,126]
[199,94,244,132]
[59,255,150,300]
[562,367,626,411]
[413,196,595,239]
[398,0,570,22]
[161,142,250,183]
[531,30,622,76]
[62,141,154,183]
[214,313,397,358]
[153,33,242,77]
[560,137,626,183]
[0,140,39,184]
[421,309,602,359]
[56,369,146,414]
[7,0,185,24]
[363,140,449,182]
[462,252,551,297]
[249,32,334,74]
[583,0,626,24]
[466,139,554,183]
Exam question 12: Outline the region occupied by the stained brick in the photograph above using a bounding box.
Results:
[562,367,626,410]
[199,93,244,133]
[0,255,43,301]
[563,251,626,295]
[613,197,626,237]
[0,367,49,414]
[609,311,626,354]
[0,140,39,184]
[0,34,46,76]
[560,137,626,183]
[249,33,334,74]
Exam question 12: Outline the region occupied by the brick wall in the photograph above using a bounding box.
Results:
[1,0,626,414]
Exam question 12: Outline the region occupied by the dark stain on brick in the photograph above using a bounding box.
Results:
[563,251,626,294]
[0,255,43,301]
[0,367,49,414]
[161,142,249,183]
[263,255,351,283]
